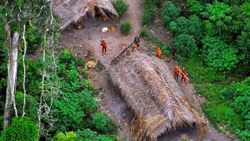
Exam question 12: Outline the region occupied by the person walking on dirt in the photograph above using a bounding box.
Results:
[180,67,189,85]
[134,35,140,48]
[101,39,107,55]
[173,65,180,80]
[156,47,162,58]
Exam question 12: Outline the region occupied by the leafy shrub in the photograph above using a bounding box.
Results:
[203,20,217,36]
[120,21,132,35]
[203,2,232,22]
[0,117,39,141]
[203,102,244,131]
[169,16,203,41]
[113,0,129,17]
[142,4,157,25]
[58,50,76,65]
[172,34,198,58]
[221,77,250,140]
[26,26,42,54]
[188,15,203,41]
[87,113,117,134]
[160,44,171,56]
[169,16,189,34]
[202,36,239,72]
[53,131,76,141]
[162,1,181,28]
[16,57,42,98]
[52,89,98,131]
[16,92,38,121]
[237,31,250,73]
[140,28,150,38]
[202,2,232,36]
[222,77,250,121]
[187,0,204,15]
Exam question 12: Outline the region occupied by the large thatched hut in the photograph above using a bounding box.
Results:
[109,51,207,141]
[51,0,118,30]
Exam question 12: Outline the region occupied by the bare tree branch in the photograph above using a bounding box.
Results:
[22,24,27,117]
[38,29,48,130]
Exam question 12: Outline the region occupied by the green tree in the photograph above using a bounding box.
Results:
[172,34,198,58]
[15,92,38,121]
[113,0,129,17]
[202,2,232,37]
[169,16,189,34]
[187,0,204,15]
[142,4,157,25]
[202,36,239,72]
[0,117,39,141]
[162,1,181,28]
[222,77,250,140]
[120,21,132,35]
[188,15,203,41]
[86,113,117,134]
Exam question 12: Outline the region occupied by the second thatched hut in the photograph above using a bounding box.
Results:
[109,51,207,141]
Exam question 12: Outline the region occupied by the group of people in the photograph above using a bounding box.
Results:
[100,36,189,85]
[100,35,141,56]
[173,65,189,85]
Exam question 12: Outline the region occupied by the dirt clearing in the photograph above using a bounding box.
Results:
[58,0,234,140]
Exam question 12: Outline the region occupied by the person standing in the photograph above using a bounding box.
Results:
[173,65,180,80]
[156,47,162,58]
[134,35,140,48]
[101,39,107,55]
[180,67,189,85]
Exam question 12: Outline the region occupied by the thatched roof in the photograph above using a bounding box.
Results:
[109,52,207,141]
[51,0,118,30]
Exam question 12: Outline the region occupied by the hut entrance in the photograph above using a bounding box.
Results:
[51,0,119,30]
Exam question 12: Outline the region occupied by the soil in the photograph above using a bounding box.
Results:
[58,0,236,140]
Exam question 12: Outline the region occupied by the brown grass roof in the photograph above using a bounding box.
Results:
[109,51,207,141]
[51,0,118,30]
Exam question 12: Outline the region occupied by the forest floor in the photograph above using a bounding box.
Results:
[58,0,235,140]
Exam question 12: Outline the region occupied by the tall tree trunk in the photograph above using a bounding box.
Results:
[3,20,19,128]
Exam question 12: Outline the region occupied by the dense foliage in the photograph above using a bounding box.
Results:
[172,34,198,58]
[47,50,117,139]
[222,77,250,140]
[113,0,129,17]
[0,1,117,140]
[160,44,171,56]
[141,0,168,25]
[0,117,39,141]
[160,0,250,140]
[0,49,117,140]
[120,21,132,35]
[140,28,150,38]
[162,1,181,28]
[202,36,239,71]
[161,0,250,74]
[141,3,157,25]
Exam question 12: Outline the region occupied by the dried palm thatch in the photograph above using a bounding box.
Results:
[109,52,207,141]
[51,0,118,30]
